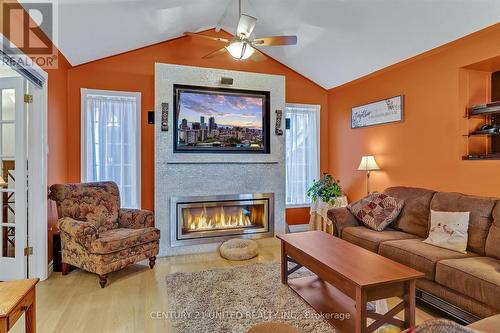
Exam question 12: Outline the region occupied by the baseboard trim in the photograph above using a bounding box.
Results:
[416,289,480,325]
[286,224,309,233]
[47,260,54,278]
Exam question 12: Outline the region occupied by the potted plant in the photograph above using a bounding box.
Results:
[307,174,347,208]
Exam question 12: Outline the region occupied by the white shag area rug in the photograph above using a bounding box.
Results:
[165,262,336,333]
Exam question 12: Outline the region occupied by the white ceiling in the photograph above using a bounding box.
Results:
[24,0,500,88]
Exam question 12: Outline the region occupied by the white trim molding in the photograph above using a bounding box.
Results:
[80,88,142,207]
[285,103,321,208]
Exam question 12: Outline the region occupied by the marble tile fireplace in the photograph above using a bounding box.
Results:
[171,193,274,246]
[155,63,286,256]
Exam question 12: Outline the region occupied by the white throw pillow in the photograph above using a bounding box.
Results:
[423,210,470,253]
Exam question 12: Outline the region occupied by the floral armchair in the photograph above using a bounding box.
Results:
[49,182,160,288]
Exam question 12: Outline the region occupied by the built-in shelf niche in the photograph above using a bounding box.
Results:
[461,55,500,160]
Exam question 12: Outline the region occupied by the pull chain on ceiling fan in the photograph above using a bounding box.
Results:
[184,0,297,61]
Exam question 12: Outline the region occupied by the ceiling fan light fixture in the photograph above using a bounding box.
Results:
[226,41,254,60]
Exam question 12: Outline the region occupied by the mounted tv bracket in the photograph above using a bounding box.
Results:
[161,102,169,131]
[275,109,283,135]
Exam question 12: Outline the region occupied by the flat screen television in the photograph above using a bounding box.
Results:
[173,84,270,154]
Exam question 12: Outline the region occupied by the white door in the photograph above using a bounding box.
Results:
[0,77,27,280]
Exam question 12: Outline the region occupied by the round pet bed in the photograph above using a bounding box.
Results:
[219,238,258,261]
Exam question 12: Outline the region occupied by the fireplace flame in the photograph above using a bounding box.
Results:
[186,205,254,231]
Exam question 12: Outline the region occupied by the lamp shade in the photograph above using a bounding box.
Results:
[357,155,380,171]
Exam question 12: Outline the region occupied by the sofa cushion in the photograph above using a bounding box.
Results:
[430,192,497,255]
[347,193,404,231]
[90,227,160,254]
[485,202,500,260]
[384,186,435,238]
[342,226,419,253]
[379,239,477,280]
[436,257,500,311]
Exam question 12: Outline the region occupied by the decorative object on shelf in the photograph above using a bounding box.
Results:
[161,102,169,131]
[469,101,500,116]
[275,109,283,135]
[357,155,380,195]
[307,174,348,234]
[352,95,403,128]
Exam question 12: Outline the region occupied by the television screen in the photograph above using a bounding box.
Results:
[173,85,270,153]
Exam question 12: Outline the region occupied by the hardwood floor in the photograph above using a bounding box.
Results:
[10,244,436,333]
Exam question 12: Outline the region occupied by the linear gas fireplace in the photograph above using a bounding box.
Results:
[170,193,274,247]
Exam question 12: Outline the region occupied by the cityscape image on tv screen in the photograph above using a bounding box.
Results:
[176,89,266,151]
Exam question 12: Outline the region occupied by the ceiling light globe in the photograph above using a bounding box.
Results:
[226,41,254,60]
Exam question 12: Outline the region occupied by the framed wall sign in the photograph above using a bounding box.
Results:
[351,95,404,128]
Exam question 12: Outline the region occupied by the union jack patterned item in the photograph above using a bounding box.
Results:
[347,193,404,231]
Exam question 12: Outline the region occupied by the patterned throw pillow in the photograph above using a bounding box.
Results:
[347,193,404,231]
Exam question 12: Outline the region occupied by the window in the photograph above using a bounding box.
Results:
[285,104,320,207]
[81,89,141,208]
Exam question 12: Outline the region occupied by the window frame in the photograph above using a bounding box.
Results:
[80,88,142,208]
[285,103,321,208]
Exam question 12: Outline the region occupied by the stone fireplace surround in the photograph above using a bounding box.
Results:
[155,63,286,256]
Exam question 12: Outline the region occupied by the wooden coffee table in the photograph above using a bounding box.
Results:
[277,231,424,333]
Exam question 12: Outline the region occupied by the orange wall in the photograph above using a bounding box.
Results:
[328,24,500,202]
[0,1,71,261]
[67,30,327,225]
[46,53,71,261]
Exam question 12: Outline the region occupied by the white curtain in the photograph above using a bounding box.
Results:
[84,93,139,208]
[285,104,320,206]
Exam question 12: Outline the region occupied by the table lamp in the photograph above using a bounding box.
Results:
[357,155,380,195]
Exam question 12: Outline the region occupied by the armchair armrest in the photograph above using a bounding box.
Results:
[58,217,98,249]
[327,207,359,237]
[118,208,154,229]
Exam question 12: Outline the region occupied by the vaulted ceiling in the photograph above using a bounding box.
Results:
[24,0,500,88]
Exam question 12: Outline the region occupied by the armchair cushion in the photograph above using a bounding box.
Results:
[119,208,155,229]
[90,227,160,254]
[49,182,120,233]
[59,217,98,249]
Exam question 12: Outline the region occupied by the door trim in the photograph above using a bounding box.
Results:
[28,77,49,280]
[1,34,49,280]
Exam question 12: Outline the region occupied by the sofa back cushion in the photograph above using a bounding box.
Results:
[383,186,435,238]
[430,192,496,255]
[49,182,120,233]
[485,202,500,259]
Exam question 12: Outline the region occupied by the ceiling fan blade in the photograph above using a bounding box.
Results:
[250,48,267,62]
[236,14,257,37]
[184,32,230,44]
[253,35,298,46]
[202,47,228,59]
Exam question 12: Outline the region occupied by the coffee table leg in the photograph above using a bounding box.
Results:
[404,280,416,328]
[281,242,287,284]
[355,287,367,333]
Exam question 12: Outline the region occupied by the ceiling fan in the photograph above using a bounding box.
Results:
[184,0,297,61]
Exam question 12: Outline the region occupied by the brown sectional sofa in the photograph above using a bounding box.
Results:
[327,186,500,323]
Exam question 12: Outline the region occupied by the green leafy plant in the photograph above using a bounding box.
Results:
[307,174,343,203]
